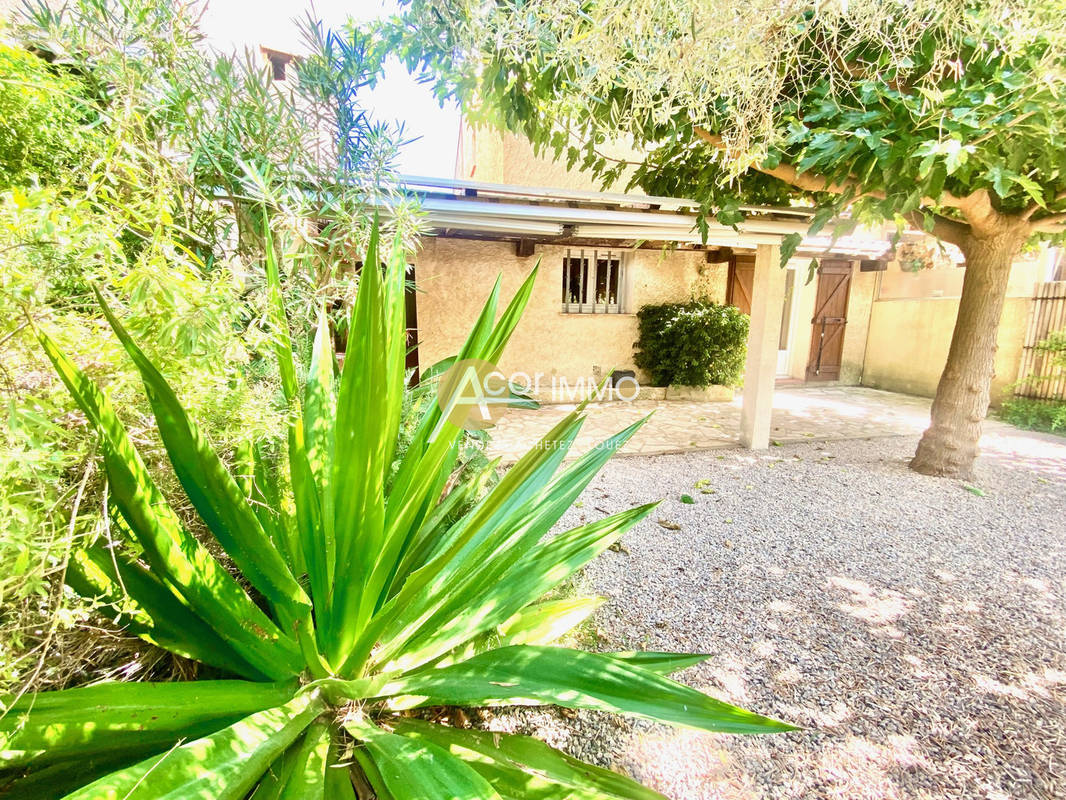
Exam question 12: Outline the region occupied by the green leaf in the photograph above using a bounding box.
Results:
[329,223,406,665]
[277,720,330,799]
[65,545,264,679]
[353,410,589,674]
[379,646,793,735]
[61,689,324,800]
[1,679,297,769]
[607,651,712,676]
[263,222,298,406]
[345,717,501,800]
[249,741,301,800]
[439,597,606,667]
[375,419,650,675]
[779,233,802,266]
[390,718,666,800]
[93,289,316,664]
[34,325,303,680]
[324,729,358,800]
[680,494,695,504]
[379,502,656,677]
[805,258,818,284]
[303,309,338,583]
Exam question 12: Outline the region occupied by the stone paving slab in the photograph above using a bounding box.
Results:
[483,385,1035,464]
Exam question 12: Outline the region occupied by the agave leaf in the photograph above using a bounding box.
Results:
[387,454,495,591]
[66,545,265,680]
[276,719,330,799]
[344,716,501,800]
[324,725,358,800]
[0,744,166,800]
[380,230,410,471]
[263,222,298,406]
[344,410,586,675]
[1,679,297,769]
[390,718,666,800]
[250,441,301,575]
[249,737,301,800]
[300,311,337,635]
[389,266,535,521]
[303,310,337,586]
[351,745,393,800]
[93,289,316,661]
[434,596,605,670]
[366,427,460,621]
[378,646,793,734]
[60,689,324,800]
[329,224,407,665]
[390,274,500,497]
[607,651,713,676]
[481,262,539,364]
[264,225,319,612]
[378,498,654,675]
[35,327,303,680]
[495,597,605,648]
[390,418,650,672]
[463,503,658,649]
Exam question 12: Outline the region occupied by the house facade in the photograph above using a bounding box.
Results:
[411,130,891,397]
[407,126,1059,410]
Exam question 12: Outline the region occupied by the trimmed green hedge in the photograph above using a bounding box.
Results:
[633,301,748,387]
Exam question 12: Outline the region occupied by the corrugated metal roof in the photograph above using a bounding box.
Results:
[395,174,892,259]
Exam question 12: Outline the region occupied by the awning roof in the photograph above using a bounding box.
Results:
[396,174,893,260]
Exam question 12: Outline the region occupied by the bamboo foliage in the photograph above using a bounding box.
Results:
[1,220,792,798]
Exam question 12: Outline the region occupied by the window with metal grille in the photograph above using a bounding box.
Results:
[561,249,627,313]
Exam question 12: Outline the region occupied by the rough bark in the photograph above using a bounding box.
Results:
[910,224,1027,478]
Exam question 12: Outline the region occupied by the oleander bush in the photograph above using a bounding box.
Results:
[634,301,749,388]
[0,221,791,798]
[0,0,414,695]
[0,44,98,188]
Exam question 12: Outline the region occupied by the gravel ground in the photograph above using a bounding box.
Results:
[481,433,1066,799]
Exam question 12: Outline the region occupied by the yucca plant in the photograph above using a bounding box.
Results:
[1,221,792,799]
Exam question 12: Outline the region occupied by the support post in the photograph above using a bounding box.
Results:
[740,243,786,449]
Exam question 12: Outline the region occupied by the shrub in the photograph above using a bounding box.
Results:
[634,301,749,387]
[0,222,791,797]
[1001,329,1066,434]
[0,0,416,695]
[0,45,97,189]
[998,397,1066,434]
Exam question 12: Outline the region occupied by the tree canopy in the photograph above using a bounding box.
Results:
[389,0,1066,252]
[388,0,1066,477]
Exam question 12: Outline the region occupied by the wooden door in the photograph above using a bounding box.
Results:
[805,261,852,381]
[727,255,755,315]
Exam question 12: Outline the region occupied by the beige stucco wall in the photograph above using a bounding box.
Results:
[786,266,817,381]
[841,269,878,384]
[861,295,1029,405]
[458,124,638,192]
[413,238,727,385]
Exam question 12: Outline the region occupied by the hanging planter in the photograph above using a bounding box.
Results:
[895,240,955,273]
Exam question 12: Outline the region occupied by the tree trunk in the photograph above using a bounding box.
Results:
[910,226,1026,479]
